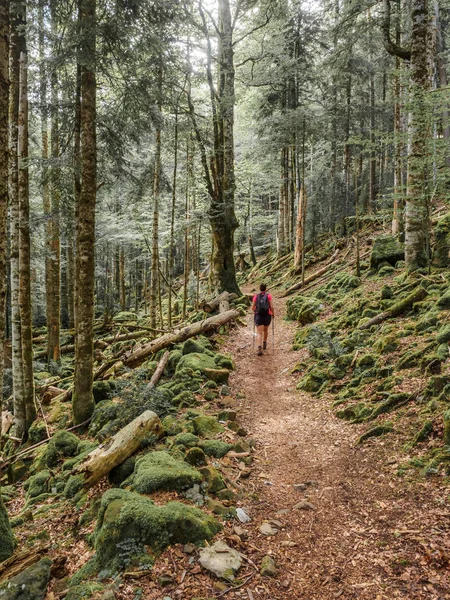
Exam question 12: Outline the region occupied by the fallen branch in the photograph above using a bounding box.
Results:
[122,309,240,368]
[73,410,164,489]
[147,351,170,389]
[359,285,427,330]
[282,250,341,297]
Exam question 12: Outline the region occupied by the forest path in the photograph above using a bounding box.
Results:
[223,291,450,600]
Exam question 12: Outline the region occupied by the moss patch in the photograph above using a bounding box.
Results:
[94,489,221,572]
[125,451,202,493]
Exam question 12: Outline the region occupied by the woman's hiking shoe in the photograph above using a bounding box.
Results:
[263,342,267,350]
[257,346,263,356]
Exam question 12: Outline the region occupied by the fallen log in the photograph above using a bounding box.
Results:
[359,285,427,330]
[122,308,240,368]
[0,544,50,584]
[73,410,164,489]
[147,350,170,389]
[203,292,238,313]
[294,247,339,276]
[219,300,230,313]
[282,251,340,297]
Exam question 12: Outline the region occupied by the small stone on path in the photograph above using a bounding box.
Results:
[236,507,251,523]
[294,500,316,511]
[199,540,242,581]
[233,525,248,539]
[259,522,279,536]
[260,555,277,577]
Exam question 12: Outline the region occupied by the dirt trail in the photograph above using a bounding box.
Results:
[223,293,450,600]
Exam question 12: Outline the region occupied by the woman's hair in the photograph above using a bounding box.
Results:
[260,283,267,292]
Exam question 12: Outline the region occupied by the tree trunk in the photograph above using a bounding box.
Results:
[18,33,36,431]
[48,0,60,363]
[123,308,240,368]
[404,0,431,270]
[0,0,10,440]
[209,0,240,295]
[9,1,25,438]
[73,0,96,425]
[150,56,162,329]
[168,110,178,328]
[119,245,126,311]
[359,285,427,329]
[73,410,164,489]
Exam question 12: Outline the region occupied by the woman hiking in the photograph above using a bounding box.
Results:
[252,283,275,356]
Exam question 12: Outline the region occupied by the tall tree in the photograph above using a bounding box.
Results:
[0,0,10,423]
[73,0,96,424]
[17,1,35,431]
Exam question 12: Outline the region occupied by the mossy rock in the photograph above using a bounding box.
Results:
[200,440,233,458]
[436,325,450,344]
[113,311,138,322]
[47,401,72,427]
[125,451,202,493]
[34,371,52,382]
[437,290,450,309]
[88,400,120,437]
[370,235,404,270]
[356,354,377,370]
[63,474,85,500]
[286,296,323,325]
[165,350,183,374]
[381,285,393,300]
[336,403,372,422]
[192,416,223,438]
[108,457,137,487]
[176,353,217,376]
[374,335,398,354]
[27,421,48,445]
[202,368,229,384]
[184,447,207,467]
[182,339,213,356]
[214,354,235,370]
[297,368,328,393]
[172,390,196,407]
[433,214,450,267]
[370,393,411,419]
[41,430,80,468]
[397,348,422,370]
[92,380,116,403]
[0,558,52,600]
[162,415,184,436]
[94,489,221,572]
[172,432,201,448]
[23,470,51,502]
[378,265,395,276]
[199,466,226,493]
[415,315,438,333]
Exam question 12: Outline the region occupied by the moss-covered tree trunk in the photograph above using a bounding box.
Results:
[208,0,240,295]
[73,0,96,425]
[18,16,36,432]
[0,0,9,425]
[0,491,14,562]
[404,0,431,269]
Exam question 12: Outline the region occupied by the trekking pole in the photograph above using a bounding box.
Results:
[272,318,275,355]
[252,320,255,350]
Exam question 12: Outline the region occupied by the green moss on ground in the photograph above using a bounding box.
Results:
[125,451,202,493]
[94,489,221,572]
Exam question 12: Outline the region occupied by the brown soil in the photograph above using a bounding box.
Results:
[217,293,450,600]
